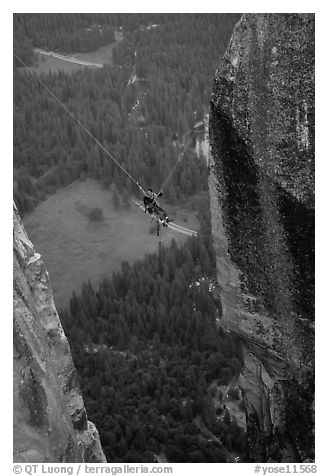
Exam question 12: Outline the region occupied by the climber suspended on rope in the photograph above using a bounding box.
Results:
[143,188,162,213]
[142,188,172,234]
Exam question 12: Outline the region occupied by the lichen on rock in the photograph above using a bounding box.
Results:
[209,13,314,462]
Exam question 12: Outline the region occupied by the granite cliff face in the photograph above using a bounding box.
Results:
[13,203,106,463]
[209,14,314,462]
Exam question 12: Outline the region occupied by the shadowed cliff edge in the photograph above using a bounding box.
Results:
[209,13,314,462]
[13,203,106,463]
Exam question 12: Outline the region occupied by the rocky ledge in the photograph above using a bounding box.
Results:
[13,203,106,463]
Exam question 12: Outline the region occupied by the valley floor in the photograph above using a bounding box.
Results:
[23,178,199,309]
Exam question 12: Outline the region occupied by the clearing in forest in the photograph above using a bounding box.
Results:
[23,179,200,310]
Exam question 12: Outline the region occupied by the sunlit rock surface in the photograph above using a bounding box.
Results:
[209,13,314,462]
[13,203,106,463]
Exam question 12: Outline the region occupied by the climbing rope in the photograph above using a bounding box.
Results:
[159,129,201,194]
[14,53,147,195]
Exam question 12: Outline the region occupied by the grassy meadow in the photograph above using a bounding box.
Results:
[23,179,199,310]
[72,43,116,64]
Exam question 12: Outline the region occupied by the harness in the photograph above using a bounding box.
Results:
[143,195,168,223]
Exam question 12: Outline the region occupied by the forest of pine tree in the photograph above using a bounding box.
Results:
[13,13,240,214]
[61,196,247,462]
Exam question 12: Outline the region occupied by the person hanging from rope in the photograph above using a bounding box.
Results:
[143,188,163,215]
[142,188,172,232]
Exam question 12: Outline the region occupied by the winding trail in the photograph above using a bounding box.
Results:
[34,48,103,68]
[167,222,196,236]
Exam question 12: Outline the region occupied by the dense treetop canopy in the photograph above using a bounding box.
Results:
[13,13,239,214]
[61,197,246,462]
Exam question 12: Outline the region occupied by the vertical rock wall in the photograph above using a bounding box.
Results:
[13,203,106,463]
[209,13,314,462]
